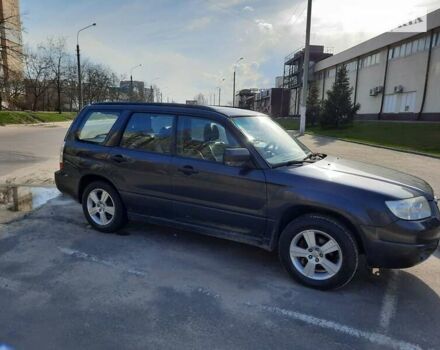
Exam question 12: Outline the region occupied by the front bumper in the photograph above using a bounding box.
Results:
[360,212,440,268]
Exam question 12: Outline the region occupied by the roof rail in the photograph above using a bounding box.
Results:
[90,102,215,111]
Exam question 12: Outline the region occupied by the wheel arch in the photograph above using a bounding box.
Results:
[274,205,365,254]
[77,174,118,203]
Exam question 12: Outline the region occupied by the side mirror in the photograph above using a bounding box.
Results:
[224,148,251,167]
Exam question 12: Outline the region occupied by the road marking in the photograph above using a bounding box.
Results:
[58,247,147,277]
[249,304,422,350]
[380,270,399,332]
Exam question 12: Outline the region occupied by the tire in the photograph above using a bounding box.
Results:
[81,181,127,233]
[278,214,358,290]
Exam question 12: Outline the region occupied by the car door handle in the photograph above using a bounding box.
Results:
[178,165,198,175]
[110,154,128,163]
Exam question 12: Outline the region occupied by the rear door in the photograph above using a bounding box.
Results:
[64,109,123,192]
[171,115,267,238]
[109,111,176,218]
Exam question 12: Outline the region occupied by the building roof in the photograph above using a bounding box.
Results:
[315,7,440,71]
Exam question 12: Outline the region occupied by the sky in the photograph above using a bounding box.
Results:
[21,0,439,104]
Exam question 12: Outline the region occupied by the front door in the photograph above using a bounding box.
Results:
[110,112,176,218]
[171,115,267,238]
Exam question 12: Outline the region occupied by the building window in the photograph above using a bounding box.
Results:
[360,53,380,69]
[383,92,417,114]
[389,35,429,60]
[433,32,440,48]
[345,60,358,72]
[326,68,336,78]
[383,94,397,113]
[400,92,416,113]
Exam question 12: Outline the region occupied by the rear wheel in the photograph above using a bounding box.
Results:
[82,181,127,233]
[279,214,359,290]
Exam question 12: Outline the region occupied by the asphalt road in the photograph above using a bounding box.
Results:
[0,123,69,177]
[0,196,439,350]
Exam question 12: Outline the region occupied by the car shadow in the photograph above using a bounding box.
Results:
[434,246,440,258]
[123,219,440,323]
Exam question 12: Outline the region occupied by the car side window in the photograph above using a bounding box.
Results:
[120,113,175,154]
[78,111,120,144]
[176,116,240,163]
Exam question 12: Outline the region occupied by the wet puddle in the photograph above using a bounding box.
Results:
[0,185,60,212]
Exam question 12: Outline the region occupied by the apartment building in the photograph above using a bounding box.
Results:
[0,0,23,80]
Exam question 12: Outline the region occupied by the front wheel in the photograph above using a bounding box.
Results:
[279,214,359,290]
[82,181,127,233]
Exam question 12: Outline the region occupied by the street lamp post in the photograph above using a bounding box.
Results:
[76,23,96,110]
[300,0,313,135]
[232,57,244,107]
[218,78,225,106]
[129,64,142,102]
[149,77,160,102]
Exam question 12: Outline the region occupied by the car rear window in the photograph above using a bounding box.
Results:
[78,111,120,144]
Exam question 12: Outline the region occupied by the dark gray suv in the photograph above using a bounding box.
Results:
[55,103,440,290]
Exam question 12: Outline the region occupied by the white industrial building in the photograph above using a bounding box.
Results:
[284,8,440,121]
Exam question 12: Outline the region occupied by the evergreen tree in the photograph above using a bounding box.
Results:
[306,83,320,127]
[320,65,360,128]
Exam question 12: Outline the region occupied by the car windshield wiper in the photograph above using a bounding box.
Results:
[271,159,314,168]
[272,153,326,168]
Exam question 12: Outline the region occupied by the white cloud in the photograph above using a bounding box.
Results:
[22,0,439,104]
[243,6,254,12]
[255,19,273,32]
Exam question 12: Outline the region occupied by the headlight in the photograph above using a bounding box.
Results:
[385,196,431,220]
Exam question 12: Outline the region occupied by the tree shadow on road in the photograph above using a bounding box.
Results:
[298,134,338,148]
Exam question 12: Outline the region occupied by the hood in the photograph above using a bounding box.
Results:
[306,156,434,199]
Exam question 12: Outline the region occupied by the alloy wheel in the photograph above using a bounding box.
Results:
[86,188,115,226]
[289,229,343,280]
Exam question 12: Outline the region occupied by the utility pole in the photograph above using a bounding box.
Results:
[300,0,312,135]
[76,23,96,110]
[218,78,225,106]
[129,64,142,102]
[76,44,81,109]
[232,57,243,107]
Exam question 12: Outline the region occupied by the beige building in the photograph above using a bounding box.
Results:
[313,8,440,121]
[0,0,23,81]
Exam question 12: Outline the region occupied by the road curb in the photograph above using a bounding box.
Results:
[288,130,440,160]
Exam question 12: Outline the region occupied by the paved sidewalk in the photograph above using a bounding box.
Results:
[298,134,440,195]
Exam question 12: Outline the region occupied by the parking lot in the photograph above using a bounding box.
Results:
[0,193,439,350]
[1,132,439,350]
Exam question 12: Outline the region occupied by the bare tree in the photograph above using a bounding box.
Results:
[6,70,25,108]
[0,13,24,109]
[64,57,79,111]
[194,93,207,105]
[24,47,51,111]
[42,37,68,113]
[82,62,117,104]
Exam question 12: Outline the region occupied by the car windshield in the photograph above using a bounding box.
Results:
[232,115,311,167]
